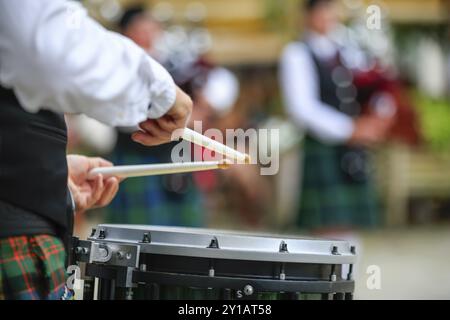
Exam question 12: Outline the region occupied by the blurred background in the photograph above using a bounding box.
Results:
[69,0,450,299]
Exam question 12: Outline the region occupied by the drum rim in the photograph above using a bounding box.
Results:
[89,224,357,264]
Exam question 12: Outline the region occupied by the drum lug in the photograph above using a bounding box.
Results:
[98,228,106,239]
[90,242,140,269]
[141,232,151,244]
[207,236,220,249]
[331,246,341,255]
[279,241,289,253]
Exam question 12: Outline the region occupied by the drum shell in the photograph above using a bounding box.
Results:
[74,225,356,300]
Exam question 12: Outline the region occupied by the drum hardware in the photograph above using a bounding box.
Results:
[73,239,93,263]
[74,246,89,255]
[330,264,337,282]
[90,228,97,237]
[131,270,353,293]
[92,244,110,263]
[347,246,356,281]
[279,241,288,253]
[279,263,286,281]
[208,260,215,277]
[141,232,151,243]
[330,273,337,282]
[89,242,140,268]
[126,287,134,300]
[279,241,288,281]
[347,263,354,281]
[98,228,106,239]
[329,246,340,283]
[331,245,340,255]
[208,237,219,249]
[243,285,254,296]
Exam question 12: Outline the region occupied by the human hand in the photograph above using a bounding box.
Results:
[349,115,393,147]
[67,155,120,214]
[132,86,193,146]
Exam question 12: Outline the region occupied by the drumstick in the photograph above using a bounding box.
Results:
[181,128,251,164]
[88,160,231,179]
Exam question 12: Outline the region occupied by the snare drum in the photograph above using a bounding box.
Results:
[72,225,356,300]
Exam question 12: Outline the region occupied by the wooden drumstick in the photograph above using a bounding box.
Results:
[181,128,251,164]
[88,160,231,179]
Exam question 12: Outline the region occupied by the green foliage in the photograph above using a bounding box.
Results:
[264,0,290,31]
[414,92,450,152]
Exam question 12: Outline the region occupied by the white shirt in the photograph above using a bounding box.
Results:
[279,33,355,144]
[0,0,176,127]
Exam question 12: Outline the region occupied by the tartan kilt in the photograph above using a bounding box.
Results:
[298,136,380,230]
[0,235,66,300]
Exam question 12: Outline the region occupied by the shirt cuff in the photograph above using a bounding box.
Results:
[146,57,177,119]
[337,118,355,143]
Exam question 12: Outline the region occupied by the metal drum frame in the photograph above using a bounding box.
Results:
[71,225,357,300]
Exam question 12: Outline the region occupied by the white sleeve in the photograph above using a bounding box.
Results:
[0,0,176,127]
[279,43,354,144]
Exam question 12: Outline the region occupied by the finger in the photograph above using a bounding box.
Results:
[156,116,179,133]
[89,174,104,208]
[96,177,119,207]
[88,157,114,170]
[140,120,171,140]
[104,177,119,206]
[70,184,86,213]
[131,131,166,146]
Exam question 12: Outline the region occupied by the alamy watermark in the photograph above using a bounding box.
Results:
[366,265,382,290]
[366,4,382,30]
[171,121,280,176]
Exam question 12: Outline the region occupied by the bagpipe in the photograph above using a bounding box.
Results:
[353,65,421,146]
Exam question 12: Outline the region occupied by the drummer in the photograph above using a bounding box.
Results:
[0,0,192,300]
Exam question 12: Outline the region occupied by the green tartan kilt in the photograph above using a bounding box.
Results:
[298,137,380,230]
[0,235,66,300]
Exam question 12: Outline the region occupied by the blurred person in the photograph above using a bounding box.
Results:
[279,0,394,234]
[0,0,192,299]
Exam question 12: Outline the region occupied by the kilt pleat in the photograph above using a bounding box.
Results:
[0,235,66,300]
